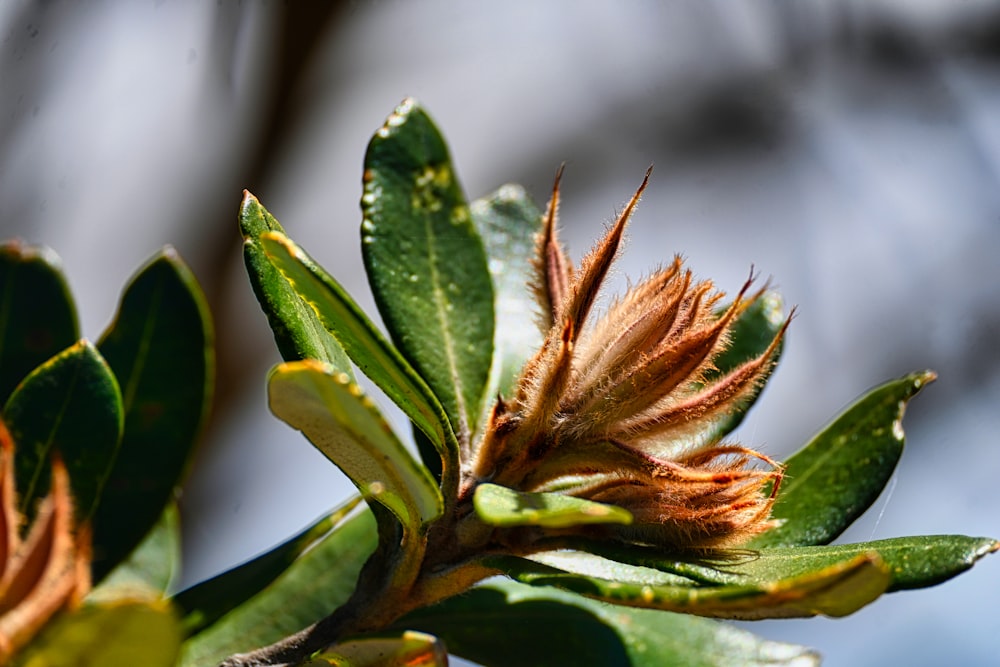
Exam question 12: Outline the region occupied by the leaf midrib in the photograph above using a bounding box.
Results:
[19,348,82,513]
[422,210,469,443]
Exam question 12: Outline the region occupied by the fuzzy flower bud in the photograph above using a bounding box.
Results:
[470,168,788,549]
[0,420,91,661]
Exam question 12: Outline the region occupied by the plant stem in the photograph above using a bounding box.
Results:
[217,603,358,667]
[218,503,498,666]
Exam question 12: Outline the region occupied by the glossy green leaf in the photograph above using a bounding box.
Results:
[0,240,79,406]
[90,502,182,603]
[698,536,998,593]
[259,231,459,479]
[12,600,181,667]
[175,497,362,637]
[469,185,544,400]
[361,98,495,441]
[179,511,378,667]
[705,290,786,440]
[489,549,890,619]
[93,247,214,581]
[269,360,443,532]
[240,192,353,373]
[3,339,124,522]
[311,631,447,667]
[474,483,632,528]
[400,580,819,667]
[749,371,936,548]
[533,533,997,595]
[877,535,999,590]
[413,184,544,481]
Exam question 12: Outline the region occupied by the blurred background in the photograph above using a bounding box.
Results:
[1,1,998,665]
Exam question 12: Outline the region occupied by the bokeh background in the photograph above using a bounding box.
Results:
[2,2,998,665]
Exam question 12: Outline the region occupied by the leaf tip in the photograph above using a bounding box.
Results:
[981,539,1000,557]
[376,97,422,139]
[157,244,178,262]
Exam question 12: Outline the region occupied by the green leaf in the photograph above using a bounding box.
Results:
[400,580,819,667]
[12,600,181,667]
[469,185,544,401]
[174,497,362,637]
[179,511,378,667]
[0,240,79,405]
[711,536,998,593]
[93,247,214,581]
[268,360,443,533]
[3,339,124,522]
[749,370,936,548]
[861,535,997,591]
[545,534,998,594]
[705,290,786,439]
[489,550,890,620]
[89,502,182,603]
[240,192,354,373]
[474,483,632,528]
[312,631,447,667]
[259,231,459,482]
[361,98,495,442]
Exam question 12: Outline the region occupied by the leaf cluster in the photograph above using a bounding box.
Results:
[0,240,213,665]
[188,100,993,666]
[0,99,994,667]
